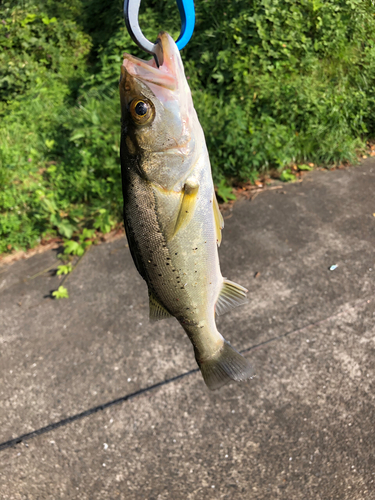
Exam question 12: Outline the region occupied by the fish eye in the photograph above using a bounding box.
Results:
[129,98,154,125]
[135,101,148,116]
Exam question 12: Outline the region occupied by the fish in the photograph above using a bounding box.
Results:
[119,32,253,390]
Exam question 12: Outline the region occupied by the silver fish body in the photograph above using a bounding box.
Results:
[120,32,252,389]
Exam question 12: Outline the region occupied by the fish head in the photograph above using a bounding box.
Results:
[120,32,203,189]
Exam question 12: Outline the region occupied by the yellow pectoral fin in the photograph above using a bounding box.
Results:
[173,179,199,237]
[213,194,224,246]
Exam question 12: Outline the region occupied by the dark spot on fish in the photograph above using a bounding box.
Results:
[175,252,178,255]
[158,274,162,276]
[154,264,157,267]
[166,263,170,265]
[180,286,184,289]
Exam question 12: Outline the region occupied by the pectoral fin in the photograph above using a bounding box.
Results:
[215,279,248,316]
[213,195,224,246]
[172,179,199,237]
[149,291,173,322]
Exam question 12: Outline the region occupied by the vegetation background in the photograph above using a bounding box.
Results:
[1,0,375,254]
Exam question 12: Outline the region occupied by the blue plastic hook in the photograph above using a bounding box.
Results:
[124,0,195,63]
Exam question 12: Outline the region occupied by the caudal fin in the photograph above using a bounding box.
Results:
[196,340,253,391]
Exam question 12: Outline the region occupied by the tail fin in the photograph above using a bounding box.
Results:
[196,340,253,391]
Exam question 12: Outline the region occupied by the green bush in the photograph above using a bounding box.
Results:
[1,0,375,253]
[188,0,375,179]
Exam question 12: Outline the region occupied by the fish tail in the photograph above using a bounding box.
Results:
[196,340,253,391]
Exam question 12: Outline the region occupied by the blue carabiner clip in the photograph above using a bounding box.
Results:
[124,0,195,63]
[175,0,195,51]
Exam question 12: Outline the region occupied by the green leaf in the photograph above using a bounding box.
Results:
[52,286,69,299]
[56,263,73,275]
[91,111,99,125]
[57,220,75,239]
[216,179,236,203]
[298,164,313,171]
[69,131,85,141]
[212,72,224,83]
[20,14,37,27]
[42,198,57,214]
[94,209,115,234]
[42,15,57,25]
[63,240,82,255]
[80,228,95,241]
[280,169,297,182]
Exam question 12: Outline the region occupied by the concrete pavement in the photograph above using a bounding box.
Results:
[0,160,374,499]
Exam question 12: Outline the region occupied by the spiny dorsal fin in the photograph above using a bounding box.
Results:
[173,179,199,237]
[213,195,224,247]
[215,279,248,316]
[149,291,173,322]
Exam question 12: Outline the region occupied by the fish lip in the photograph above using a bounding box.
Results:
[122,32,178,91]
[153,31,165,67]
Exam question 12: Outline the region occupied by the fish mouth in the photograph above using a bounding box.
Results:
[122,32,181,92]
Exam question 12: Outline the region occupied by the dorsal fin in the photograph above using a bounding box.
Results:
[213,195,224,246]
[149,291,173,322]
[215,279,248,316]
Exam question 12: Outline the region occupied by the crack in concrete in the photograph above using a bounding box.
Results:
[0,295,372,452]
[0,369,199,453]
[242,295,373,354]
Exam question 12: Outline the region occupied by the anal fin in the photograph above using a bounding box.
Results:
[149,291,173,322]
[215,279,248,316]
